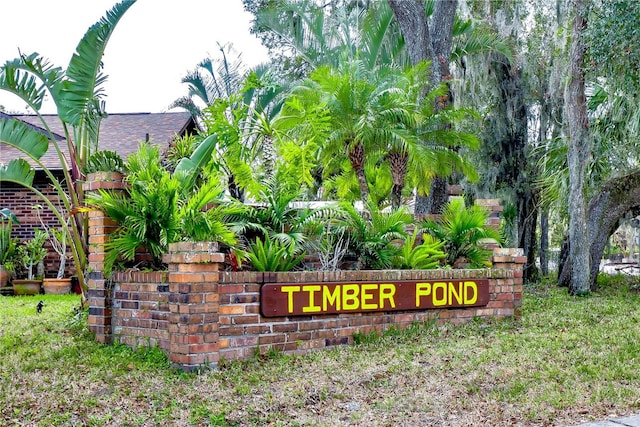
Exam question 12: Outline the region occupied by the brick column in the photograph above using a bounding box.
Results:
[84,172,126,344]
[163,242,224,372]
[475,198,503,229]
[491,247,526,316]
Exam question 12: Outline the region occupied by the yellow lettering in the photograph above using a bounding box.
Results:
[323,286,341,311]
[281,285,300,313]
[342,284,360,310]
[449,281,463,305]
[379,284,396,309]
[361,284,377,309]
[464,281,478,304]
[432,282,447,306]
[415,282,431,307]
[302,285,322,313]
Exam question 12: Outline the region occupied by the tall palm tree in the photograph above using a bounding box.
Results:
[172,46,286,200]
[292,59,417,203]
[170,43,246,130]
[250,1,498,210]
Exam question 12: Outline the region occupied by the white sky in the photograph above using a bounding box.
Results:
[0,0,269,114]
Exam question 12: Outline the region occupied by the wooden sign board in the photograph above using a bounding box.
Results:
[260,279,490,317]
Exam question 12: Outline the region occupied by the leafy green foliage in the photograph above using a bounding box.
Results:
[0,118,49,161]
[83,149,125,174]
[246,237,305,272]
[0,208,19,273]
[421,198,501,268]
[88,144,237,274]
[16,229,48,279]
[228,177,333,256]
[337,201,412,270]
[585,0,640,90]
[173,47,285,200]
[0,1,136,296]
[392,231,445,270]
[162,133,199,172]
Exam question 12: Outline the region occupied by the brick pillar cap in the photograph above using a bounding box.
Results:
[492,247,524,257]
[167,241,220,254]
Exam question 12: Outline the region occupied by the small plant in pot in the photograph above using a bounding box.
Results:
[13,229,48,295]
[34,204,73,294]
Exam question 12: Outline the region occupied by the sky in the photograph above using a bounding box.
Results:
[0,0,269,114]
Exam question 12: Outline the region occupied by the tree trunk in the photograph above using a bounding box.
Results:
[348,141,369,202]
[518,188,539,283]
[565,0,590,295]
[388,0,458,215]
[389,150,409,209]
[559,171,640,291]
[425,178,448,214]
[490,52,538,281]
[262,134,275,180]
[387,0,434,72]
[540,208,549,276]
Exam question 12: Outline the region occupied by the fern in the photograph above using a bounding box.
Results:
[393,231,446,270]
[247,237,305,272]
[337,201,412,270]
[421,199,502,268]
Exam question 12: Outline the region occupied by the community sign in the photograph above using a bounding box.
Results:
[260,279,490,317]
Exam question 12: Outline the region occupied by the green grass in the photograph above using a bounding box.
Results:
[1,275,640,425]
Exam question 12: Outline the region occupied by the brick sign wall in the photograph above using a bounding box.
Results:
[84,178,524,371]
[95,244,524,371]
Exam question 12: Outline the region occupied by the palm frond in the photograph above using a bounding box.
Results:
[59,0,136,125]
[0,118,49,160]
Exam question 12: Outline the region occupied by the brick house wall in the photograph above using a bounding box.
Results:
[1,171,75,278]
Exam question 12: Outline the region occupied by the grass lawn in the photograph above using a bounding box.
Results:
[1,275,640,426]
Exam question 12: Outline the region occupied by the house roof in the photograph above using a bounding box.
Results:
[0,112,196,170]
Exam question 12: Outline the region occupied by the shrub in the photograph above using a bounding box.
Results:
[392,231,445,270]
[421,198,501,268]
[246,237,305,272]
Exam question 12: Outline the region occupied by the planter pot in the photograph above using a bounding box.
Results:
[12,279,43,296]
[0,265,9,287]
[43,278,72,295]
[0,265,12,296]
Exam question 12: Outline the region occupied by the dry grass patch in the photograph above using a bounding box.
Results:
[1,275,640,426]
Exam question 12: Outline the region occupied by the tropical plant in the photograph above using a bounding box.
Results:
[392,231,445,270]
[247,0,406,77]
[336,201,412,270]
[289,58,480,208]
[0,208,18,263]
[228,176,332,254]
[87,143,238,274]
[32,204,70,279]
[291,59,416,203]
[171,45,285,200]
[246,237,305,272]
[17,229,48,280]
[421,198,502,268]
[0,208,20,276]
[311,222,350,271]
[83,149,126,174]
[170,43,247,128]
[0,0,136,297]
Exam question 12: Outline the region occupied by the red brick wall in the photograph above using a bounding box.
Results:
[215,258,522,361]
[1,171,75,278]
[100,246,524,371]
[111,271,170,350]
[82,175,524,371]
